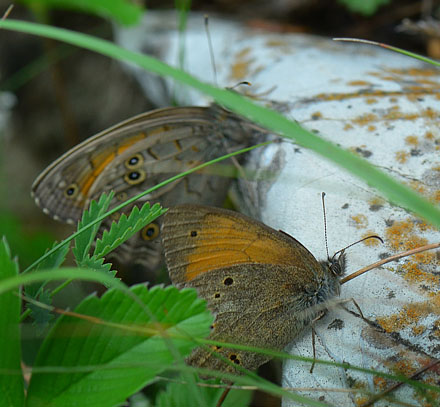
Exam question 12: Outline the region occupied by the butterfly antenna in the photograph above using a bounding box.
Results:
[229,81,252,90]
[321,192,330,259]
[204,15,218,87]
[332,235,383,260]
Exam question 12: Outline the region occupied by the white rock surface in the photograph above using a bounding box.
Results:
[115,12,440,406]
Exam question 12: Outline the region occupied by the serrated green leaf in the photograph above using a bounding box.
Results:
[0,237,24,407]
[72,192,114,263]
[77,255,116,281]
[24,240,69,321]
[20,0,143,25]
[26,285,213,407]
[154,377,252,407]
[27,288,54,327]
[24,238,69,315]
[94,202,166,259]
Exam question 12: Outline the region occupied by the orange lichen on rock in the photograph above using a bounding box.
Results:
[230,47,253,80]
[425,131,435,140]
[373,376,387,391]
[395,150,409,163]
[405,135,419,145]
[354,396,368,406]
[412,324,426,336]
[368,197,385,207]
[377,301,439,334]
[402,261,438,285]
[347,80,371,86]
[354,396,369,406]
[432,189,440,203]
[365,98,377,104]
[310,111,322,120]
[352,113,378,126]
[408,180,427,195]
[385,220,416,250]
[393,356,418,375]
[433,320,440,338]
[387,68,439,77]
[384,217,439,286]
[350,214,368,229]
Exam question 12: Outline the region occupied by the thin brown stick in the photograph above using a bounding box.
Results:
[310,327,317,374]
[1,4,13,20]
[333,38,388,48]
[216,386,232,407]
[341,242,440,285]
[360,359,440,407]
[20,293,162,337]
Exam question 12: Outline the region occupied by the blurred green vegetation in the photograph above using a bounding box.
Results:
[338,0,390,16]
[18,0,144,25]
[0,210,54,268]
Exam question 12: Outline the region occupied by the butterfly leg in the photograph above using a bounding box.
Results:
[309,310,326,373]
[338,297,372,324]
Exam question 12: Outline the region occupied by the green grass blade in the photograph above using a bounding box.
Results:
[154,377,252,407]
[0,238,24,407]
[0,268,127,296]
[334,38,440,68]
[0,19,438,227]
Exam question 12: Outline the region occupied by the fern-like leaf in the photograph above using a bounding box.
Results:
[77,255,116,280]
[25,240,70,322]
[94,202,166,259]
[72,192,114,263]
[27,288,54,328]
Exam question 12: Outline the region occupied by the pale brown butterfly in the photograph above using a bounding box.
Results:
[161,204,348,375]
[32,104,266,279]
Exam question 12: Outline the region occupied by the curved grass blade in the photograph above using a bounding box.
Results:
[0,19,438,228]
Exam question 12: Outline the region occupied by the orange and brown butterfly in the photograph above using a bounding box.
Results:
[31,104,267,280]
[161,204,346,374]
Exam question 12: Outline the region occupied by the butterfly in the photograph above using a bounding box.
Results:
[32,104,267,280]
[161,204,346,374]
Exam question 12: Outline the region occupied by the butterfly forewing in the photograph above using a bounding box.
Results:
[162,204,323,284]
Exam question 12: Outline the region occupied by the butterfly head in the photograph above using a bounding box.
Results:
[327,250,347,278]
[316,251,346,301]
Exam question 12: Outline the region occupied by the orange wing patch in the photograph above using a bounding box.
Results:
[184,213,301,281]
[80,133,146,196]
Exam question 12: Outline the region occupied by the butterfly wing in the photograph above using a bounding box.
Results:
[161,204,322,284]
[32,106,246,224]
[186,263,324,373]
[161,204,329,372]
